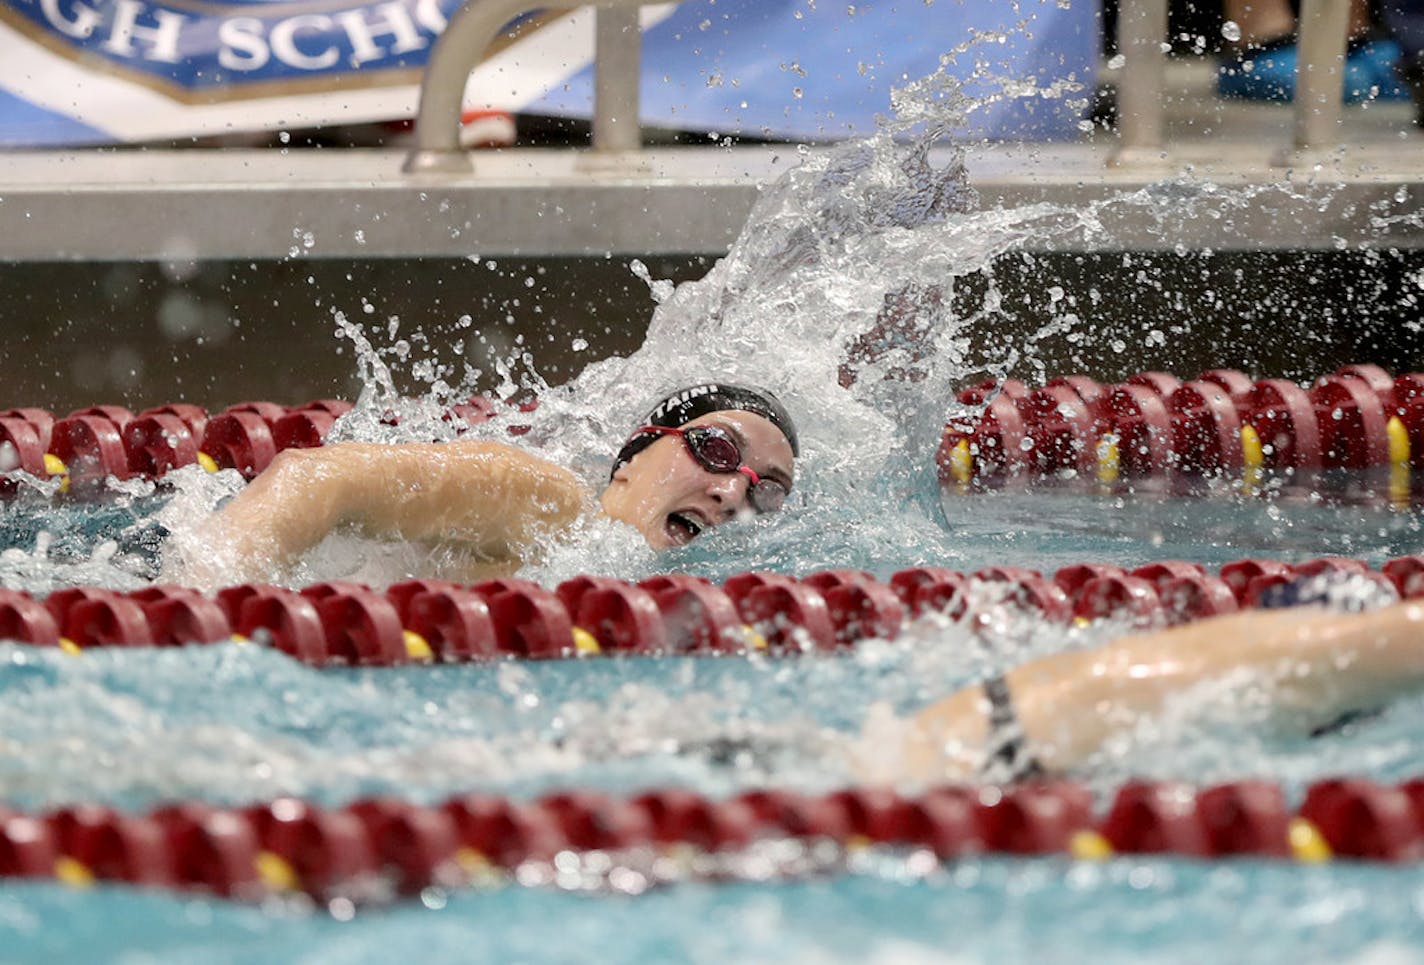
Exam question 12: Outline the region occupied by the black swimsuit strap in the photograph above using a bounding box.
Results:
[978,675,1047,785]
[677,678,1048,785]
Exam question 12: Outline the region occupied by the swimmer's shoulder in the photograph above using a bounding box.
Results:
[324,435,581,489]
[436,436,588,500]
[300,436,589,542]
[426,437,593,543]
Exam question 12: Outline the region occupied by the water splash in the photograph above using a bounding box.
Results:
[0,529,151,595]
[27,45,1419,589]
[323,309,503,447]
[2,21,1420,820]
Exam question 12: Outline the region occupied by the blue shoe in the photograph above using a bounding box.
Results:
[1218,36,1297,102]
[1218,36,1411,103]
[1347,38,1411,102]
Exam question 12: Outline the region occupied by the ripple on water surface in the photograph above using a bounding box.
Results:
[4,858,1424,965]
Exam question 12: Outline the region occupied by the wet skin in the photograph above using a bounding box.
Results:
[183,409,794,587]
[598,411,796,550]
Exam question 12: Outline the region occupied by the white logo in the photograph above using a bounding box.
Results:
[650,383,720,421]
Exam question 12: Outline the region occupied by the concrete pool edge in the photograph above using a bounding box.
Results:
[4,141,1424,260]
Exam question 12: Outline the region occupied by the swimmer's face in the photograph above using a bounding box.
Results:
[599,410,796,550]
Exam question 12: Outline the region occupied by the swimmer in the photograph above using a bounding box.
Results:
[184,383,797,584]
[850,589,1424,786]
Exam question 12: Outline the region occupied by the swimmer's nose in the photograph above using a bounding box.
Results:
[706,473,750,518]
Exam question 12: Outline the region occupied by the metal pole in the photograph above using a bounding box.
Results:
[593,6,642,151]
[404,0,543,173]
[404,0,659,174]
[1292,0,1350,154]
[1110,0,1169,166]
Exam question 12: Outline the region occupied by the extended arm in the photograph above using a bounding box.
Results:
[191,439,588,582]
[869,601,1424,783]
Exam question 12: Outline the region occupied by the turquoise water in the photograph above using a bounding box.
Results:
[2,480,1424,962]
[5,39,1424,961]
[940,472,1424,575]
[3,470,1421,590]
[8,860,1424,965]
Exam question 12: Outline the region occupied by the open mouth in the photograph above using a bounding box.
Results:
[664,510,707,546]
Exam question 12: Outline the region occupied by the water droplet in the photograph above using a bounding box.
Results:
[1221,19,1242,43]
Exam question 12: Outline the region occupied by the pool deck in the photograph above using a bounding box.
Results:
[3,60,1424,260]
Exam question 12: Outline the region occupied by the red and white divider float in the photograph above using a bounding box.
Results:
[937,363,1424,484]
[0,555,1415,663]
[4,372,1423,902]
[0,395,534,495]
[2,364,1421,497]
[2,778,1421,903]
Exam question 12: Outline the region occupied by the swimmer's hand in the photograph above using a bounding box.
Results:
[187,439,588,586]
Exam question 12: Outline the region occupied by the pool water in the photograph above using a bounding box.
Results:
[4,467,1424,591]
[8,859,1424,965]
[7,42,1424,963]
[3,476,1424,962]
[941,472,1424,576]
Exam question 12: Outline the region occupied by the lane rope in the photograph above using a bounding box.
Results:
[4,779,1420,903]
[0,556,1411,664]
[3,365,1422,496]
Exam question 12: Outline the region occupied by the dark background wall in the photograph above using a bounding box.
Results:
[1,249,1421,414]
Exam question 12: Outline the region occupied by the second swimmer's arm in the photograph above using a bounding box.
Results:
[878,601,1424,784]
[203,439,588,576]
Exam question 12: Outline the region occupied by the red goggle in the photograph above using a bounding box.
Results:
[635,424,789,514]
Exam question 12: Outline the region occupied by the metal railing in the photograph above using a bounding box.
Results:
[410,0,1364,174]
[1113,0,1354,165]
[403,0,657,173]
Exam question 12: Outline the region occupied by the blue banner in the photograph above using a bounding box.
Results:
[525,0,1098,141]
[0,0,1097,146]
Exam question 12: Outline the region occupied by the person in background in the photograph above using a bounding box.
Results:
[1382,0,1424,123]
[1218,0,1411,103]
